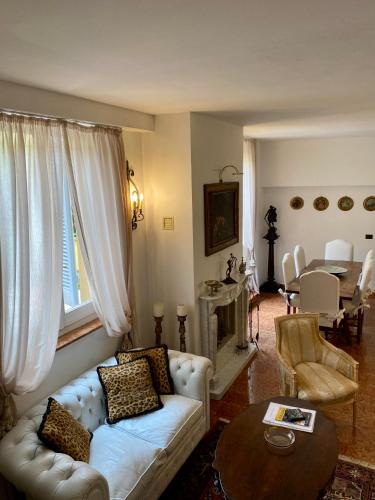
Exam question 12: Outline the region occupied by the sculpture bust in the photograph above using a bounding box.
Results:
[264,205,277,228]
[263,206,279,241]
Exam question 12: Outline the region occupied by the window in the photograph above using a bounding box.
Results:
[60,177,96,334]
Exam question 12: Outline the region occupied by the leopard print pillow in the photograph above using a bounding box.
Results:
[37,398,93,462]
[115,344,174,395]
[97,357,163,424]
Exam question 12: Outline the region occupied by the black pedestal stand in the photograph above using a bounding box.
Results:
[260,226,281,293]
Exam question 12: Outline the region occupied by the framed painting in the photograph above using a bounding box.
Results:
[204,182,239,256]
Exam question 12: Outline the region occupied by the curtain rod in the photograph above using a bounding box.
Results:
[0,107,123,132]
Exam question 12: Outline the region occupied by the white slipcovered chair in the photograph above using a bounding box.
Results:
[278,253,300,314]
[274,313,359,426]
[363,249,374,269]
[299,270,345,338]
[294,245,306,277]
[324,239,353,261]
[343,257,373,342]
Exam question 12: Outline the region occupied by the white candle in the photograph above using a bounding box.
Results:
[177,304,187,316]
[153,302,164,317]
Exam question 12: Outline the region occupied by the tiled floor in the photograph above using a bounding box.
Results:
[210,293,375,463]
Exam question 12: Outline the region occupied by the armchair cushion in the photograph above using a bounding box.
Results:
[295,362,358,405]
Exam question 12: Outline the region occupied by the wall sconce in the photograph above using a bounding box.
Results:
[218,164,243,183]
[126,160,144,230]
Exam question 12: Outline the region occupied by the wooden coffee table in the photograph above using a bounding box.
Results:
[213,397,338,500]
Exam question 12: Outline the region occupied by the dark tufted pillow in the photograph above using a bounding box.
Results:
[97,357,163,424]
[115,344,174,395]
[37,398,93,462]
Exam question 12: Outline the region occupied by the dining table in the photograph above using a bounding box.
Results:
[286,259,362,300]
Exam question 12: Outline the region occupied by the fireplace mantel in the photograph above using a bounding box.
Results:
[199,271,257,399]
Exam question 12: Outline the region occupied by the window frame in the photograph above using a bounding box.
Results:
[59,299,97,336]
[59,174,97,337]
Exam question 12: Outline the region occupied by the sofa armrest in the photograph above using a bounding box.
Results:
[168,350,213,431]
[0,417,109,500]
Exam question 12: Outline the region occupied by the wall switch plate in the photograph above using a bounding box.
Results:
[163,217,174,230]
[365,234,373,239]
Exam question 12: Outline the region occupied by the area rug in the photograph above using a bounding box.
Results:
[161,419,375,500]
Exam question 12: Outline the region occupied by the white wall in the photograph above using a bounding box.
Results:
[137,113,243,355]
[0,80,154,131]
[190,113,244,353]
[141,113,196,351]
[260,136,375,187]
[14,328,120,416]
[256,137,375,287]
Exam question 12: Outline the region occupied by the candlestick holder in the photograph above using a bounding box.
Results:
[153,316,163,345]
[177,315,187,352]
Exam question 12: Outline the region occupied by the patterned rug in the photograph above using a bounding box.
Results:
[161,420,375,500]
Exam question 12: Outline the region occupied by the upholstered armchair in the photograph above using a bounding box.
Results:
[274,313,359,426]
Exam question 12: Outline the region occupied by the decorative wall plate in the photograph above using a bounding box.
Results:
[313,196,329,211]
[363,196,375,211]
[338,196,354,211]
[290,196,304,210]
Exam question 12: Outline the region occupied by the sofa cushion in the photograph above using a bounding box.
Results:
[97,357,163,424]
[37,398,93,462]
[112,394,203,455]
[295,361,358,404]
[90,425,164,500]
[116,345,174,395]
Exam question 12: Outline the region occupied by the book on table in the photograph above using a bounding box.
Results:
[263,402,316,433]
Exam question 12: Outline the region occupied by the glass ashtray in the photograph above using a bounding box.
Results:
[264,426,295,455]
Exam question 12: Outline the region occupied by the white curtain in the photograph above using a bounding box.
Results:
[63,124,134,343]
[0,114,64,432]
[243,139,259,293]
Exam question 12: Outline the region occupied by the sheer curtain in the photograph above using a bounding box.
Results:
[0,114,64,435]
[64,124,134,347]
[243,138,259,292]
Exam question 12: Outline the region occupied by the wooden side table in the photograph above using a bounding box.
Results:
[213,397,338,500]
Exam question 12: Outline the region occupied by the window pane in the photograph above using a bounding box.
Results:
[63,178,91,312]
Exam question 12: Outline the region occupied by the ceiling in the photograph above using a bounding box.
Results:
[2,0,375,138]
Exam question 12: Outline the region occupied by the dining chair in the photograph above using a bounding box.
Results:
[324,239,354,261]
[363,249,374,271]
[343,257,373,342]
[278,253,300,314]
[299,270,345,338]
[274,313,359,427]
[294,245,306,276]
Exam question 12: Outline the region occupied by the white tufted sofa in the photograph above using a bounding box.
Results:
[0,350,213,500]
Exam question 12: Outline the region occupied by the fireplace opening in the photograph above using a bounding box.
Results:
[215,301,236,350]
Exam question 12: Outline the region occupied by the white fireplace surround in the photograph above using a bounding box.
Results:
[199,272,257,399]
